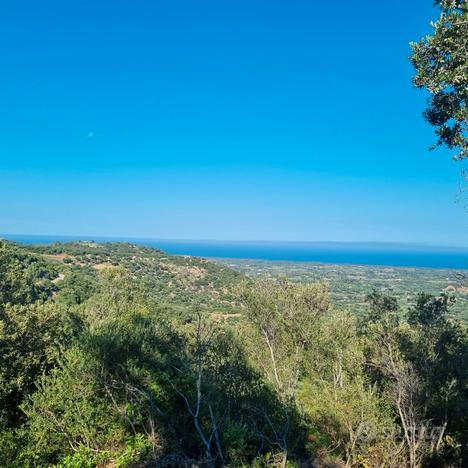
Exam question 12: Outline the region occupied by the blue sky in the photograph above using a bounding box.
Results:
[1,0,467,245]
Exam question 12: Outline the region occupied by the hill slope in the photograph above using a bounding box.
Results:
[25,241,243,312]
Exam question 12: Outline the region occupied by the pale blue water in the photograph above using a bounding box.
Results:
[1,234,468,270]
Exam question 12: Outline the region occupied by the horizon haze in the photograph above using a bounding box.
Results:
[3,233,468,269]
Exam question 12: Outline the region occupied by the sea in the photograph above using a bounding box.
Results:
[2,234,468,270]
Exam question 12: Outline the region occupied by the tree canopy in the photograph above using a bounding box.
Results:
[410,0,467,160]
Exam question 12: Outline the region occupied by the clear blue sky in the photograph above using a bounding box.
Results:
[1,0,467,246]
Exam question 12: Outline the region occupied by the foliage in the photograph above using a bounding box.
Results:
[0,241,467,467]
[0,241,58,306]
[299,311,398,467]
[403,293,468,465]
[240,279,330,467]
[410,0,467,159]
[56,269,99,306]
[0,301,80,426]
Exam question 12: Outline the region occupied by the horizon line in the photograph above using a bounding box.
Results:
[2,232,468,251]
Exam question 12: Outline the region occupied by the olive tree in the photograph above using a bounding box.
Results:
[410,0,467,160]
[240,279,329,467]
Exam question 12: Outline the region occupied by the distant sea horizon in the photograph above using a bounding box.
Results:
[2,233,468,270]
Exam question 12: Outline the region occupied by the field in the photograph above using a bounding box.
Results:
[217,258,468,320]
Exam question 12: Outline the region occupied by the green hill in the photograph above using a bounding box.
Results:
[26,241,243,313]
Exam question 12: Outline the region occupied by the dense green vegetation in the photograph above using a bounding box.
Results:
[29,241,243,313]
[1,240,467,467]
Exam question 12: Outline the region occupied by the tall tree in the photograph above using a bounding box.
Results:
[240,279,329,467]
[410,0,467,160]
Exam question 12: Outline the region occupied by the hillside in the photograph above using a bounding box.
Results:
[1,239,468,467]
[26,241,243,313]
[9,240,468,321]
